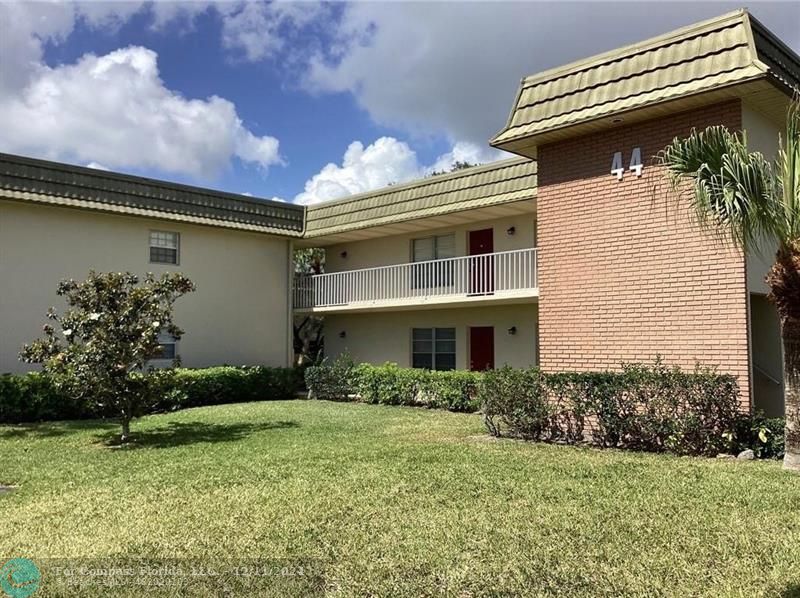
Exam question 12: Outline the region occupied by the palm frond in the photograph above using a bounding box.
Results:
[775,95,800,244]
[658,124,779,252]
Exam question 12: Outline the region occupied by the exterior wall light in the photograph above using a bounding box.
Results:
[507,326,517,335]
[506,226,516,236]
[340,250,348,259]
[339,331,347,339]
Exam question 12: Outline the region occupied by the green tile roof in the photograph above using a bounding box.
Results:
[0,152,305,236]
[303,157,537,238]
[491,10,800,152]
[0,154,537,240]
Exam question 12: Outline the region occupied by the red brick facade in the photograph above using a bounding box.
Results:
[537,100,751,407]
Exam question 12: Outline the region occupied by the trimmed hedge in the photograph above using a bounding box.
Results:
[172,366,302,408]
[303,353,357,402]
[0,366,302,423]
[306,356,783,458]
[0,372,89,423]
[481,363,742,456]
[305,358,481,412]
[355,364,481,411]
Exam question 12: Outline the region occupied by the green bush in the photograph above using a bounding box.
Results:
[172,366,302,409]
[0,372,92,423]
[0,366,302,423]
[481,367,550,439]
[426,370,482,412]
[304,353,356,401]
[481,362,743,456]
[730,413,786,459]
[355,363,422,405]
[305,358,481,412]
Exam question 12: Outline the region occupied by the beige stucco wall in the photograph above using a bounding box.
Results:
[742,104,785,415]
[323,215,536,272]
[0,201,292,374]
[743,104,782,295]
[324,303,539,370]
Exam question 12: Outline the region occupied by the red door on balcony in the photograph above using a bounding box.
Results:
[469,228,494,294]
[469,326,495,371]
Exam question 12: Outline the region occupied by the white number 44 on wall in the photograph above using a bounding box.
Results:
[611,147,643,181]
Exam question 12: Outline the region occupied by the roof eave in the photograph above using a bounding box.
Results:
[491,74,774,156]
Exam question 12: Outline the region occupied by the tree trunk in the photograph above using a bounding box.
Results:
[783,318,800,471]
[120,417,131,445]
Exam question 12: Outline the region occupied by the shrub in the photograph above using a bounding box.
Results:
[355,363,424,406]
[730,413,786,459]
[0,372,91,423]
[171,366,302,409]
[481,367,549,439]
[480,361,742,456]
[426,370,481,412]
[304,352,356,401]
[0,366,302,424]
[306,358,482,412]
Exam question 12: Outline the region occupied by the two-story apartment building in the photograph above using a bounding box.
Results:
[1,10,797,416]
[0,154,303,373]
[294,10,797,415]
[296,158,540,371]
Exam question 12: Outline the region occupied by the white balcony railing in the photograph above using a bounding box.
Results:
[294,248,537,311]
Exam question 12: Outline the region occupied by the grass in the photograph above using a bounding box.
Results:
[1,400,799,597]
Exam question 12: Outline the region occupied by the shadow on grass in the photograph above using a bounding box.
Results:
[96,420,300,449]
[782,584,800,598]
[0,420,117,439]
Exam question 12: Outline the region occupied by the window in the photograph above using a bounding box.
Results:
[152,331,177,361]
[412,328,456,371]
[412,234,455,288]
[412,234,455,262]
[149,231,179,265]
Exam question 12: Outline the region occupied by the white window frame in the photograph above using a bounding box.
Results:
[149,230,180,265]
[411,327,456,371]
[411,234,456,289]
[151,331,178,362]
[411,233,455,262]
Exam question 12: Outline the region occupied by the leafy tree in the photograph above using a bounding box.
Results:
[451,160,479,171]
[294,247,325,275]
[293,248,325,365]
[428,160,479,177]
[658,97,800,471]
[20,271,196,442]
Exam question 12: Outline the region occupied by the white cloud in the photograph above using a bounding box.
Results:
[0,46,281,177]
[294,137,503,205]
[303,2,800,146]
[429,142,502,174]
[0,2,282,178]
[85,162,109,171]
[221,2,284,61]
[0,2,77,95]
[295,137,420,205]
[148,1,216,30]
[220,1,327,62]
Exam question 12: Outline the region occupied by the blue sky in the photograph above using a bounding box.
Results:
[40,4,418,199]
[1,2,798,204]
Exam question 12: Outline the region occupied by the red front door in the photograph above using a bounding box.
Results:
[469,326,495,371]
[469,228,494,294]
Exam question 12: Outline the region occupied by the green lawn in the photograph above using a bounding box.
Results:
[1,400,799,597]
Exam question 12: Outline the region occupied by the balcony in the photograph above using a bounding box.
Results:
[294,248,538,313]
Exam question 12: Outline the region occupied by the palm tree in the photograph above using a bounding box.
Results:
[658,97,800,471]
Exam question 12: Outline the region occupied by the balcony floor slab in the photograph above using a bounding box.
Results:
[293,288,538,315]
